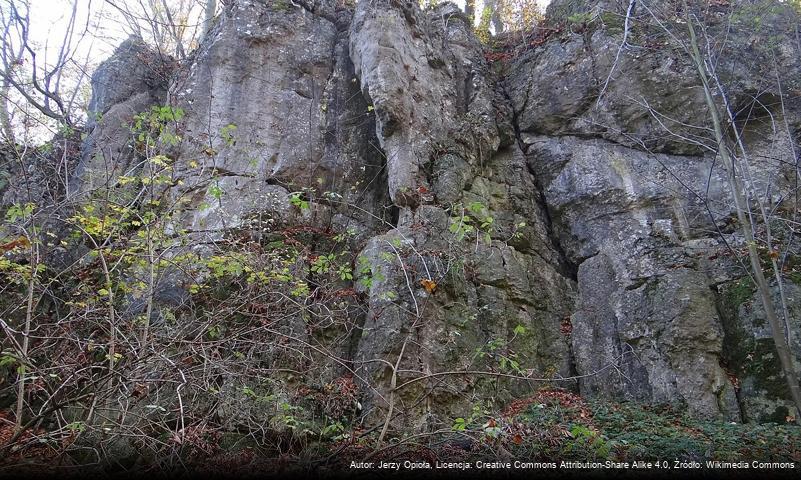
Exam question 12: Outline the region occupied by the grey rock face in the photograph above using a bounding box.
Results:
[1,138,78,209]
[167,0,387,239]
[345,1,578,428]
[573,254,739,419]
[72,37,173,195]
[515,0,801,156]
[515,0,801,420]
[350,1,501,206]
[718,280,801,423]
[86,37,172,127]
[43,0,801,430]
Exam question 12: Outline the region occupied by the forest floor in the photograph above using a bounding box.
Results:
[2,389,799,476]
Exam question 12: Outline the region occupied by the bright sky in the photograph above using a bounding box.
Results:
[28,1,125,66]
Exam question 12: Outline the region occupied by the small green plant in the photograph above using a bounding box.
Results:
[378,290,398,301]
[355,255,383,289]
[105,352,124,364]
[567,424,612,459]
[289,192,309,210]
[476,337,505,358]
[273,402,314,434]
[58,123,75,137]
[498,354,522,374]
[333,227,356,243]
[450,213,476,241]
[311,254,336,274]
[65,421,86,432]
[220,123,237,146]
[290,281,310,298]
[452,403,488,432]
[451,417,467,431]
[5,202,35,223]
[0,354,17,369]
[207,324,222,339]
[473,331,526,373]
[449,201,495,244]
[206,254,246,278]
[208,182,224,200]
[132,105,185,147]
[337,264,353,281]
[510,221,527,241]
[320,421,346,439]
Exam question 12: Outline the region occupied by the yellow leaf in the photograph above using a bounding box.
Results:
[420,278,437,294]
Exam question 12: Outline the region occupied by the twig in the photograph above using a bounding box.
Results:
[377,338,407,448]
[597,0,637,104]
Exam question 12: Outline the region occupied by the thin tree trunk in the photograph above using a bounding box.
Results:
[14,232,37,433]
[0,82,14,143]
[141,221,155,350]
[684,2,801,420]
[158,0,185,59]
[465,0,475,26]
[201,0,216,40]
[488,0,504,34]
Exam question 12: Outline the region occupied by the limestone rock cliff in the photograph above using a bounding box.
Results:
[4,0,801,437]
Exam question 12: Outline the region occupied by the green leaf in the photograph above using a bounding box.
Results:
[208,183,224,200]
[289,192,309,210]
[65,421,86,432]
[0,355,17,368]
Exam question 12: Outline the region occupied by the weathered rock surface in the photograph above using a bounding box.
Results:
[347,1,576,427]
[168,1,379,224]
[513,0,801,421]
[71,37,173,195]
[12,0,801,433]
[718,279,801,422]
